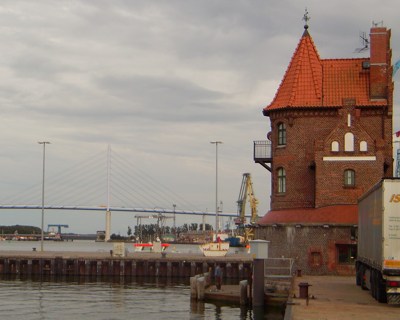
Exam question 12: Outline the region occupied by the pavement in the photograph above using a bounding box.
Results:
[287,276,400,320]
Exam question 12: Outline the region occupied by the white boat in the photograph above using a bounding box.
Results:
[199,241,229,257]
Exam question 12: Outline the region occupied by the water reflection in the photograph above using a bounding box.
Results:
[0,274,284,319]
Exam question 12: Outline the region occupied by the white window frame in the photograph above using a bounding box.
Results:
[277,123,286,146]
[344,169,355,187]
[277,167,286,193]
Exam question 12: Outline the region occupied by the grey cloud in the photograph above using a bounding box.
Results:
[0,0,398,233]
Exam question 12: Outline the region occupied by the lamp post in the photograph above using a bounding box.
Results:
[38,141,50,252]
[210,141,222,236]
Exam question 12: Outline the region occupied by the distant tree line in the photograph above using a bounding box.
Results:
[0,225,41,235]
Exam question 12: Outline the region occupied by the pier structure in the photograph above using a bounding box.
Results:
[0,251,252,279]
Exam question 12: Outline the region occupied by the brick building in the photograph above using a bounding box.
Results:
[254,21,394,275]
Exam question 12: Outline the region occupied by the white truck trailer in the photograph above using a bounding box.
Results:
[356,178,400,304]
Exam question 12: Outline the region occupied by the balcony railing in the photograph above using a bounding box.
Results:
[253,140,272,172]
[253,140,272,160]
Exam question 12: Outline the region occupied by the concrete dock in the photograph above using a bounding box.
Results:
[286,276,400,320]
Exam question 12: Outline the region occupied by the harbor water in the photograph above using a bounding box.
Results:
[0,276,255,320]
[0,240,277,319]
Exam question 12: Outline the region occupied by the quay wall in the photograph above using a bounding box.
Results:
[0,251,253,279]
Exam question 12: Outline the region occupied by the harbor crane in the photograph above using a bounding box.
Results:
[235,173,259,243]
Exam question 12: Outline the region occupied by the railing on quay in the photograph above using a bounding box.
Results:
[264,258,294,279]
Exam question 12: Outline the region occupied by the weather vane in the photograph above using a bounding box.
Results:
[303,8,310,29]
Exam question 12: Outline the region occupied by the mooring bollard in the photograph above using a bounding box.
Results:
[297,269,302,277]
[298,282,311,299]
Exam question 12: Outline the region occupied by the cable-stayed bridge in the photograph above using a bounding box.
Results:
[0,147,241,240]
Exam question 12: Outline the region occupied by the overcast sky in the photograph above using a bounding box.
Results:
[0,0,399,235]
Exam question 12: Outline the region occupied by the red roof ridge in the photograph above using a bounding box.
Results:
[322,57,367,62]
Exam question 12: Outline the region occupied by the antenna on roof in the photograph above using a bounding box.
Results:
[354,31,369,53]
[303,8,310,29]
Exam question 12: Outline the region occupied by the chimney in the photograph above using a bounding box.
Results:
[369,27,391,100]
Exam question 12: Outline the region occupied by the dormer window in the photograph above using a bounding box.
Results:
[277,123,286,146]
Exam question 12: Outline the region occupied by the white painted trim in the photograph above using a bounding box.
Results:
[323,156,376,161]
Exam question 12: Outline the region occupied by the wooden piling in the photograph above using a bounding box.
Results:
[197,277,205,301]
[190,275,199,300]
[239,280,248,306]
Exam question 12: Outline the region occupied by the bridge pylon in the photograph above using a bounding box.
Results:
[105,210,111,241]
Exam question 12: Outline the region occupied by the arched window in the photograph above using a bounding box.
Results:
[344,132,354,152]
[331,141,339,152]
[360,141,367,152]
[277,167,286,193]
[277,123,286,146]
[344,169,355,187]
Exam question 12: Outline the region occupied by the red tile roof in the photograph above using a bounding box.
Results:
[264,30,387,113]
[258,205,358,225]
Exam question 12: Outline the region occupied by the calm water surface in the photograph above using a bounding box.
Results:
[0,277,258,320]
[0,241,279,319]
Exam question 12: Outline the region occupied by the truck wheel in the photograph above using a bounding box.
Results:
[360,266,368,290]
[356,262,361,286]
[376,273,387,303]
[371,270,376,299]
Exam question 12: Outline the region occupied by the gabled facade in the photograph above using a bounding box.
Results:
[254,23,393,275]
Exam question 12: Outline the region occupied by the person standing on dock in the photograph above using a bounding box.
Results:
[214,264,222,290]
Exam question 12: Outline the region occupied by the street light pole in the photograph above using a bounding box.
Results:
[210,141,222,236]
[173,204,176,232]
[38,141,50,252]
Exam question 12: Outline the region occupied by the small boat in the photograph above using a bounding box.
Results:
[199,241,229,257]
[133,242,170,252]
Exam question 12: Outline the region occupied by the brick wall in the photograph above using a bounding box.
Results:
[255,225,356,276]
[268,106,392,210]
